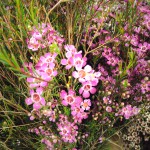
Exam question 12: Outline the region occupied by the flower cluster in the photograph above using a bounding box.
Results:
[25,52,58,110]
[27,23,64,51]
[57,114,78,143]
[22,1,150,149]
[60,89,90,123]
[121,102,150,150]
[119,105,140,119]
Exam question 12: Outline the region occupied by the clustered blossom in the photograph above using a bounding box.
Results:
[57,115,78,143]
[24,52,58,110]
[61,45,87,70]
[25,87,45,110]
[102,47,120,67]
[27,23,64,51]
[60,89,89,123]
[23,1,150,149]
[29,126,60,150]
[119,105,140,119]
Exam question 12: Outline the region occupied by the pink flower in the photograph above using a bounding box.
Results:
[27,77,48,88]
[81,99,91,110]
[27,37,41,51]
[102,48,112,59]
[61,57,74,69]
[130,35,139,46]
[36,52,57,67]
[60,89,76,106]
[73,53,87,70]
[57,115,78,143]
[79,81,97,98]
[107,56,119,67]
[137,42,150,53]
[71,105,84,117]
[25,87,45,110]
[106,106,112,112]
[73,65,96,83]
[64,45,77,56]
[38,63,57,81]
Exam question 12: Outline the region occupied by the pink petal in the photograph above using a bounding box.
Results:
[25,98,33,105]
[60,90,67,99]
[79,87,83,94]
[61,59,67,65]
[40,81,48,87]
[29,83,38,88]
[83,91,90,98]
[62,100,68,106]
[90,87,97,94]
[66,65,72,69]
[84,65,92,72]
[72,71,79,78]
[66,51,72,58]
[30,90,34,95]
[33,103,41,110]
[40,98,46,106]
[53,70,57,76]
[27,78,34,83]
[36,87,43,95]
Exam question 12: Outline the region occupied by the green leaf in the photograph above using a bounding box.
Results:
[49,43,60,54]
[63,107,70,116]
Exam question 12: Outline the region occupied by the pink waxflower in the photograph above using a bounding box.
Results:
[73,53,87,70]
[71,105,84,117]
[27,37,41,51]
[38,63,57,81]
[61,57,74,69]
[106,106,112,112]
[72,65,91,82]
[57,115,78,143]
[120,105,140,119]
[137,42,150,53]
[102,48,112,59]
[25,87,45,110]
[81,99,91,110]
[130,35,139,46]
[27,76,48,88]
[64,45,77,57]
[36,52,57,67]
[79,81,97,98]
[27,23,64,51]
[60,89,76,106]
[107,56,119,67]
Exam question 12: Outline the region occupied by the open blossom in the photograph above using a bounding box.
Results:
[25,87,45,110]
[60,89,76,106]
[73,65,100,84]
[27,37,41,51]
[72,65,92,82]
[106,106,112,112]
[27,23,64,51]
[61,57,74,69]
[120,105,140,119]
[73,53,87,70]
[38,63,57,81]
[81,99,91,110]
[36,52,57,67]
[61,45,85,70]
[137,42,150,53]
[64,45,78,57]
[57,115,78,143]
[79,81,97,98]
